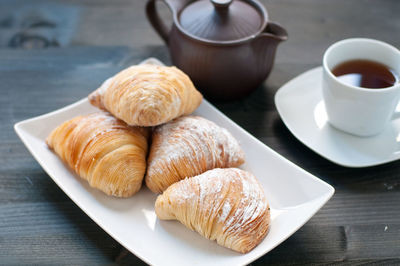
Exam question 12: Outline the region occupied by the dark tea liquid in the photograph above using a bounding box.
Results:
[332,59,398,89]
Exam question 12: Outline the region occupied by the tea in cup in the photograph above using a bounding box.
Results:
[322,38,400,137]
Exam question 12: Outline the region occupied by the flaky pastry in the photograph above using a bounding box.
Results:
[145,115,245,193]
[46,112,149,197]
[155,168,270,253]
[89,64,202,126]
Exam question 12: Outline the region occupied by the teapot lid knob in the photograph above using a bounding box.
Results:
[211,0,233,10]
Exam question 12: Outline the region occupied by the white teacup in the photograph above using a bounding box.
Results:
[322,38,400,137]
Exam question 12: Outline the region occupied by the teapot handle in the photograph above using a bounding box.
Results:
[146,0,190,44]
[146,0,171,43]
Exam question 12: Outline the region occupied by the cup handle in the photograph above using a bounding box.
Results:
[392,104,400,120]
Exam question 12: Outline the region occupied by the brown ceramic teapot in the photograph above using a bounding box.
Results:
[146,0,287,100]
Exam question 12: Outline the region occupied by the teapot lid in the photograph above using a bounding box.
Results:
[179,0,268,43]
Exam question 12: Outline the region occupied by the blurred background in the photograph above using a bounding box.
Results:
[1,0,399,63]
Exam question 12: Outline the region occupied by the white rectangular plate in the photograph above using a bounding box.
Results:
[14,58,334,266]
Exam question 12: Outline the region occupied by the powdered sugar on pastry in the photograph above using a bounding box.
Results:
[145,115,245,193]
[155,168,270,254]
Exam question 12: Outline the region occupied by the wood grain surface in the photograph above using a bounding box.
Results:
[1,0,399,265]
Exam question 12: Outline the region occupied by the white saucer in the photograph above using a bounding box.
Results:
[275,67,400,168]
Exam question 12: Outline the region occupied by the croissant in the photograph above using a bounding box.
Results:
[155,168,270,253]
[145,115,245,193]
[46,112,149,197]
[88,64,203,127]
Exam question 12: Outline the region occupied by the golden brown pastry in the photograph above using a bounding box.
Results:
[46,112,149,197]
[88,64,203,127]
[145,115,245,193]
[155,168,270,253]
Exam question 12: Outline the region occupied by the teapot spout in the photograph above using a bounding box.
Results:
[258,21,288,43]
[250,21,287,83]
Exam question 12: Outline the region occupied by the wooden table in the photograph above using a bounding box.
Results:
[1,0,399,264]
